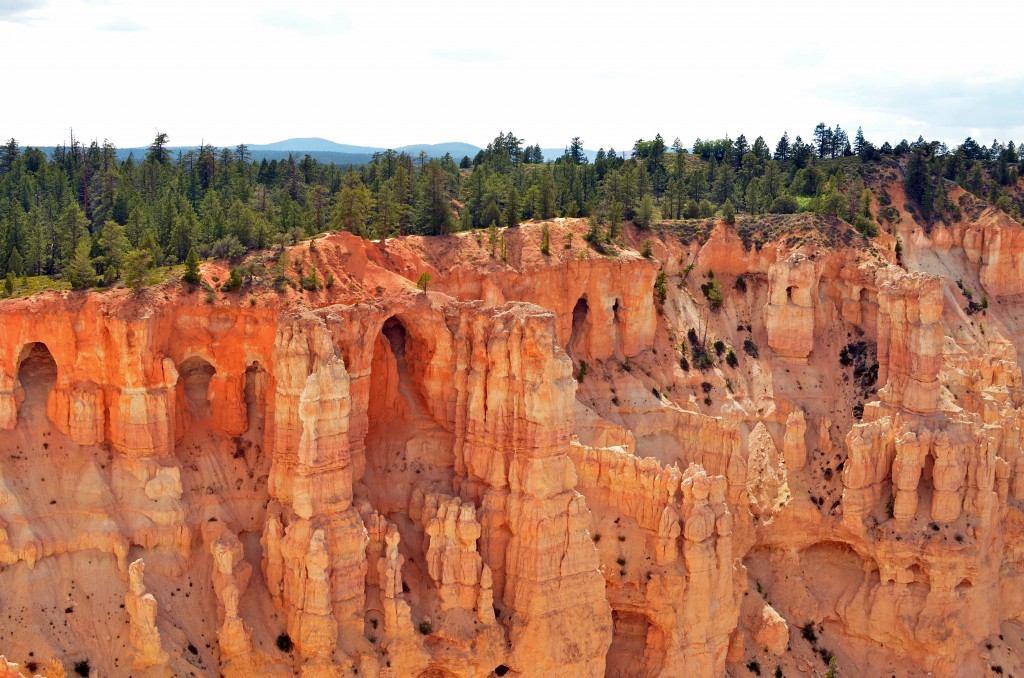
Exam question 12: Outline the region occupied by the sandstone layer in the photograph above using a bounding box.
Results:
[1,195,1024,677]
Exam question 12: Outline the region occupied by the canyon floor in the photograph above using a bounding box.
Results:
[2,182,1024,677]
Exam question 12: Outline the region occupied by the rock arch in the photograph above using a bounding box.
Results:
[362,315,454,514]
[417,669,458,678]
[606,607,666,678]
[568,296,590,357]
[243,361,267,437]
[15,342,57,421]
[179,356,216,416]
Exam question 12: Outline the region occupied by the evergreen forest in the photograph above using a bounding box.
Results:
[0,126,1021,295]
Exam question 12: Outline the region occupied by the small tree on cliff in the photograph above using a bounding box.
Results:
[416,272,432,293]
[68,239,97,289]
[721,199,736,225]
[123,249,154,291]
[637,194,656,228]
[182,247,201,285]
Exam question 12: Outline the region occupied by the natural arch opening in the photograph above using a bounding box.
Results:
[417,670,458,678]
[363,316,454,515]
[568,296,590,357]
[606,609,665,677]
[179,357,215,418]
[786,285,794,302]
[244,362,267,437]
[16,343,56,420]
[383,317,407,359]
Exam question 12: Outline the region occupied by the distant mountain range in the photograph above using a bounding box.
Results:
[31,137,600,165]
[247,137,484,159]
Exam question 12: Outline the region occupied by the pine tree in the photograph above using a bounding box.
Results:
[774,132,791,162]
[722,200,736,225]
[416,271,431,293]
[813,123,830,158]
[333,170,374,236]
[6,248,23,278]
[904,149,936,221]
[147,131,170,165]
[183,247,201,285]
[98,220,130,284]
[68,239,96,289]
[637,194,657,228]
[122,249,153,290]
[301,265,321,291]
[854,127,866,155]
[504,187,520,227]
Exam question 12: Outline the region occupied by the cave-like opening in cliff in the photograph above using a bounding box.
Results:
[362,315,455,516]
[417,669,459,678]
[569,296,590,357]
[606,608,665,678]
[382,317,408,359]
[179,356,215,418]
[16,342,56,420]
[244,361,267,438]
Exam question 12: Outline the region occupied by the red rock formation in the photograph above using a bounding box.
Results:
[3,213,1024,677]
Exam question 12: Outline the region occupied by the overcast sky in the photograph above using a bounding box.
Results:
[4,0,1023,152]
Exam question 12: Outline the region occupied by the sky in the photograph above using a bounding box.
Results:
[3,0,1024,152]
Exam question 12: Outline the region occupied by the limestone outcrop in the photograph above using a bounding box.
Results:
[125,559,170,672]
[3,212,1024,677]
[764,252,823,359]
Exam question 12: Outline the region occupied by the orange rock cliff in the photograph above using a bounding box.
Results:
[2,195,1024,677]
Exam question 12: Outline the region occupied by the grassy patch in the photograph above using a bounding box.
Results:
[4,265,187,299]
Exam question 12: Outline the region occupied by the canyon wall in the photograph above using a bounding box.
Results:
[2,208,1024,676]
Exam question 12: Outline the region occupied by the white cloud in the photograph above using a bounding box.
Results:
[98,16,143,31]
[0,0,46,22]
[258,8,349,35]
[5,0,1024,149]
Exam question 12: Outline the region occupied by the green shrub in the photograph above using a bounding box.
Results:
[221,266,244,292]
[301,265,322,291]
[770,195,798,214]
[700,279,724,309]
[654,270,668,304]
[276,633,294,652]
[854,215,879,238]
[418,620,433,635]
